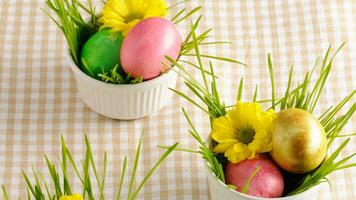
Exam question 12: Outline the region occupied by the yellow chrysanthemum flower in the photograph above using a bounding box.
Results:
[212,101,276,163]
[99,0,167,35]
[59,194,83,200]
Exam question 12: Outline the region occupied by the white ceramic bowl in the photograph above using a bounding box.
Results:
[67,55,177,120]
[204,136,321,200]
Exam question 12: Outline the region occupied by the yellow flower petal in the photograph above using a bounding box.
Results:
[248,138,271,152]
[213,142,235,153]
[254,129,269,139]
[225,146,241,163]
[212,116,238,143]
[233,143,249,154]
[100,0,167,35]
[226,143,250,163]
[60,194,83,200]
[212,116,236,134]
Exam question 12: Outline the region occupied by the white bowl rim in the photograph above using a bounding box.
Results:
[67,52,176,89]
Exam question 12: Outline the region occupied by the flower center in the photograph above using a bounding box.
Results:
[237,126,255,144]
[124,13,144,23]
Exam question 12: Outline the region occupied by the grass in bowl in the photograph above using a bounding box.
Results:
[161,32,355,196]
[43,0,242,84]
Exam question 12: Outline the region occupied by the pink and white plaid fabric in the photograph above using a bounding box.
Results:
[0,0,355,199]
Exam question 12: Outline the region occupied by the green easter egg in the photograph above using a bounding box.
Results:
[80,29,124,78]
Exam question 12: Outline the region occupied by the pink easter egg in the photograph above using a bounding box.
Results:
[120,17,182,80]
[225,155,284,198]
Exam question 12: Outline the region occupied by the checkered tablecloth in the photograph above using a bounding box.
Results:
[0,0,355,199]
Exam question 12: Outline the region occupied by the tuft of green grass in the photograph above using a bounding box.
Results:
[43,0,99,67]
[98,65,143,84]
[178,16,245,67]
[45,0,240,85]
[5,134,177,200]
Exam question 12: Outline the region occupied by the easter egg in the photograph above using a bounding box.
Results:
[225,155,284,198]
[270,108,327,174]
[120,17,182,80]
[80,29,124,78]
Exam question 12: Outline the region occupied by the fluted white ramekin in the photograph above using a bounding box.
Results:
[67,55,177,120]
[204,136,322,200]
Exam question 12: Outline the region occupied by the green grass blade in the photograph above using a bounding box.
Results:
[82,143,94,200]
[335,132,356,137]
[181,108,205,145]
[101,151,107,200]
[31,167,45,199]
[182,53,246,65]
[330,42,346,62]
[27,187,31,200]
[281,66,293,110]
[241,165,261,193]
[199,41,232,45]
[117,156,127,200]
[128,133,144,199]
[65,148,84,184]
[180,28,212,54]
[181,15,201,47]
[183,81,208,102]
[170,8,186,22]
[309,62,332,112]
[334,163,356,171]
[130,143,178,200]
[2,185,9,200]
[44,155,62,198]
[325,103,355,139]
[169,88,211,115]
[253,85,258,102]
[210,62,221,105]
[320,90,355,126]
[157,145,199,153]
[267,54,276,109]
[60,135,71,195]
[332,153,356,170]
[326,139,350,166]
[39,172,53,200]
[318,105,334,121]
[165,56,207,93]
[174,6,201,24]
[190,21,209,90]
[179,60,217,77]
[167,0,190,10]
[320,44,332,70]
[237,78,243,101]
[22,171,36,198]
[84,135,105,200]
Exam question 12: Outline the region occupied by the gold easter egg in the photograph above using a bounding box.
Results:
[270,108,327,174]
